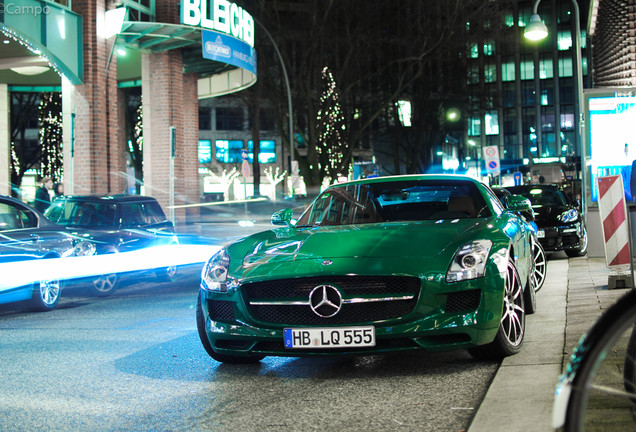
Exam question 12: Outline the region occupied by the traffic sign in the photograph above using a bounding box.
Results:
[241,149,249,161]
[483,145,501,175]
[241,160,250,177]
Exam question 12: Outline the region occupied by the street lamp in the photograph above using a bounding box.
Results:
[253,18,295,195]
[524,0,587,220]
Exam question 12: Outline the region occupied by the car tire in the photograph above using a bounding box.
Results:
[532,239,546,292]
[469,258,525,360]
[29,277,62,311]
[523,273,537,315]
[91,273,119,297]
[565,226,588,258]
[196,295,264,364]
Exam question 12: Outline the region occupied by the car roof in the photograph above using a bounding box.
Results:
[506,184,562,191]
[56,194,159,203]
[328,174,483,187]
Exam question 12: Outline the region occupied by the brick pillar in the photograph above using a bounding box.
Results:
[0,84,9,195]
[141,1,200,225]
[69,0,125,195]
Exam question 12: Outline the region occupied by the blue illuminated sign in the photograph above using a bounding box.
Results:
[202,30,257,76]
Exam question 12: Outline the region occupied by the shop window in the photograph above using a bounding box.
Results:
[198,140,212,164]
[215,140,277,164]
[215,140,244,163]
[247,140,277,163]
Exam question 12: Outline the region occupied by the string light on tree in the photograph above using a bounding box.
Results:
[38,92,63,181]
[316,66,349,181]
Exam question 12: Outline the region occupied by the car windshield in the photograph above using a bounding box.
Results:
[295,179,490,227]
[510,187,569,206]
[46,200,118,228]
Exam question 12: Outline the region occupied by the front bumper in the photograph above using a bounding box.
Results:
[537,222,584,252]
[199,272,506,358]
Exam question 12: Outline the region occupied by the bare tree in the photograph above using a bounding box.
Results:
[248,0,500,186]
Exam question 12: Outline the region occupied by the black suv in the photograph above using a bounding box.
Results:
[505,184,587,257]
[45,195,178,296]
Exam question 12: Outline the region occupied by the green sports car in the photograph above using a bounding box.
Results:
[197,175,536,363]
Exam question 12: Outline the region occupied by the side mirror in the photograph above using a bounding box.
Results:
[507,195,532,212]
[271,208,294,226]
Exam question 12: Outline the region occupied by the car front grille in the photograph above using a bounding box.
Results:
[445,289,481,313]
[241,276,421,325]
[206,299,235,323]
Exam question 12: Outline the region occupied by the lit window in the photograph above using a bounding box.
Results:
[539,58,553,79]
[485,111,499,135]
[483,40,495,56]
[215,140,277,163]
[521,60,534,80]
[558,57,573,77]
[484,64,497,83]
[557,31,572,51]
[247,140,277,163]
[502,61,515,82]
[468,117,481,136]
[396,100,412,127]
[504,13,514,27]
[198,140,212,164]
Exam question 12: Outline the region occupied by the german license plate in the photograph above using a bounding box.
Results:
[284,326,375,349]
[538,229,545,238]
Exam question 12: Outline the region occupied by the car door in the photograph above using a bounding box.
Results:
[0,199,69,262]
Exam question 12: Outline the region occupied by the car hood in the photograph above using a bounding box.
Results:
[232,219,492,267]
[532,205,573,225]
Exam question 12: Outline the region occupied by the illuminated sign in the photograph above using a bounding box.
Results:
[181,0,254,47]
[202,30,257,75]
[588,92,636,202]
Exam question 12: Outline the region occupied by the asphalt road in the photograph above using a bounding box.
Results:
[0,267,499,432]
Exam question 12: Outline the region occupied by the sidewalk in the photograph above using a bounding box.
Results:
[468,255,631,432]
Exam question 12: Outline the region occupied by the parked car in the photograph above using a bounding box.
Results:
[492,187,547,292]
[504,184,587,258]
[197,175,537,364]
[44,195,179,296]
[0,195,74,311]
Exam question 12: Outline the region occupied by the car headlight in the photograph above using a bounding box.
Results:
[74,240,97,256]
[446,240,492,282]
[201,249,230,292]
[560,209,579,223]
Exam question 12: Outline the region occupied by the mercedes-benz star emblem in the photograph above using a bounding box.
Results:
[309,285,342,318]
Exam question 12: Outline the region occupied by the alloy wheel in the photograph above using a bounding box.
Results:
[502,260,525,347]
[39,278,61,306]
[532,240,546,292]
